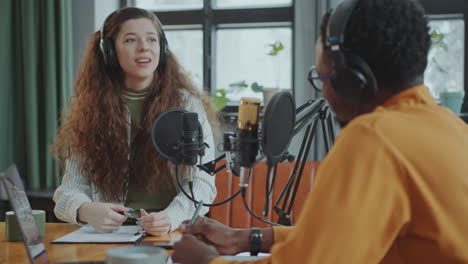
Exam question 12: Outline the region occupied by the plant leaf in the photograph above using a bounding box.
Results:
[267,41,284,56]
[251,82,264,93]
[229,80,248,88]
[430,30,448,52]
[211,89,229,111]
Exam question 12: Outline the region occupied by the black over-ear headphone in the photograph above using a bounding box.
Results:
[99,9,169,72]
[326,0,378,104]
[100,10,119,69]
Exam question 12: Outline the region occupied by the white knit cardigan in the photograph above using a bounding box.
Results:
[53,92,217,231]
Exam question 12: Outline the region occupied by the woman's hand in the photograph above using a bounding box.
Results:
[172,234,219,264]
[179,217,250,255]
[77,202,129,233]
[139,209,171,236]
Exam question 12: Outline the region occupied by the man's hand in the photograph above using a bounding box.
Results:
[172,234,219,264]
[139,209,171,236]
[179,217,250,255]
[77,202,128,233]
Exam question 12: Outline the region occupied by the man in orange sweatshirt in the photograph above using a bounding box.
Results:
[172,0,468,263]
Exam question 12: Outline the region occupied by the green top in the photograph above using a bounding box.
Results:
[122,87,177,212]
[122,87,147,143]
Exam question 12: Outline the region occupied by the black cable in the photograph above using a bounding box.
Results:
[175,165,242,207]
[268,165,278,200]
[241,187,281,226]
[188,181,197,209]
[263,166,272,216]
[263,164,277,216]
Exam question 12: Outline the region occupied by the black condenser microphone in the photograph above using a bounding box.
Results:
[237,98,261,187]
[181,112,203,183]
[223,131,236,176]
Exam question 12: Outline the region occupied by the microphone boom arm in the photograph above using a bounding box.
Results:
[293,98,327,136]
[196,153,240,176]
[273,98,336,225]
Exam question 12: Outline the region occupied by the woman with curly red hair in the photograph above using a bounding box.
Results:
[52,7,217,236]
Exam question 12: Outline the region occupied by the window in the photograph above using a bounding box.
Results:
[165,28,204,89]
[425,16,465,100]
[216,27,292,102]
[420,0,468,114]
[124,0,294,107]
[135,0,203,11]
[215,0,291,9]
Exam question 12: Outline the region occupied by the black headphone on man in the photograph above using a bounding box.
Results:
[99,9,169,72]
[325,0,378,104]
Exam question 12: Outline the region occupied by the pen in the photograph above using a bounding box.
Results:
[190,200,204,225]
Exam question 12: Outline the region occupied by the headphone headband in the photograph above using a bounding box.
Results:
[324,0,378,104]
[100,10,118,43]
[326,0,360,50]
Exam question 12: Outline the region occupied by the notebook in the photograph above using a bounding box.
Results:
[0,164,104,264]
[52,225,144,244]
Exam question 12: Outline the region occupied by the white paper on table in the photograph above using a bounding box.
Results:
[51,225,143,244]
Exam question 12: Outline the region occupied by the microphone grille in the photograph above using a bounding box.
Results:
[238,97,261,130]
[182,112,199,131]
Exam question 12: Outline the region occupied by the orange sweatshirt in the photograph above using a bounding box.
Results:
[211,85,468,264]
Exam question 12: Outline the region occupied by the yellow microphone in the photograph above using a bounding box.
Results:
[237,98,261,187]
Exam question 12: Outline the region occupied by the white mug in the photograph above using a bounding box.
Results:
[106,246,167,264]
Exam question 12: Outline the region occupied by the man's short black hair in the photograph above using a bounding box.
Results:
[321,0,431,91]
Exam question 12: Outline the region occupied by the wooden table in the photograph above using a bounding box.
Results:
[0,222,180,263]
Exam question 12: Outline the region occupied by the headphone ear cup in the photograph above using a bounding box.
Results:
[100,37,119,69]
[332,53,378,104]
[346,53,378,103]
[331,66,367,104]
[106,40,119,69]
[158,33,169,72]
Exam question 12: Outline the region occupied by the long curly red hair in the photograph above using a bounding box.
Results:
[52,7,217,201]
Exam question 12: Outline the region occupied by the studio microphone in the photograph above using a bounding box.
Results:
[237,98,261,188]
[181,112,204,183]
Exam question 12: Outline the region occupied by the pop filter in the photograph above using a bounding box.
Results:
[261,91,295,166]
[151,109,203,165]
